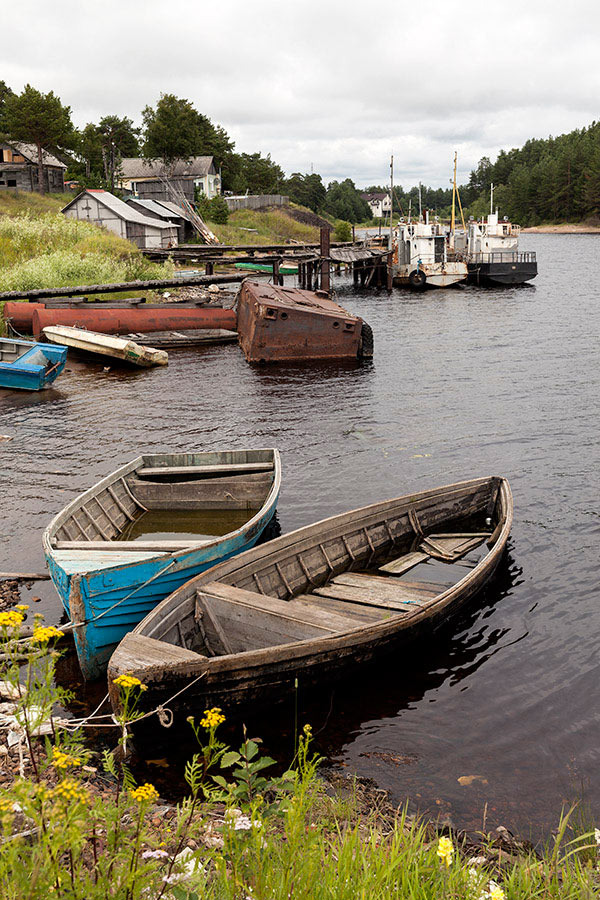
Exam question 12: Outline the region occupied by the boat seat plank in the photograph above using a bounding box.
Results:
[314,581,435,612]
[111,634,204,669]
[50,549,166,574]
[196,582,354,654]
[379,550,430,575]
[291,593,388,623]
[200,582,359,634]
[136,463,274,477]
[54,539,212,552]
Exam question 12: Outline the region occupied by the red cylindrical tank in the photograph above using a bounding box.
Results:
[32,306,237,337]
[3,302,44,333]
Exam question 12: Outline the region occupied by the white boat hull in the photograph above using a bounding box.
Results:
[393,262,467,289]
[42,325,168,367]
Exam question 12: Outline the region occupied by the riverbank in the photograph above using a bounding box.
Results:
[521,222,600,233]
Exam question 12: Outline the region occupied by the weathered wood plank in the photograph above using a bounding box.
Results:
[54,539,211,551]
[200,582,349,632]
[314,583,432,611]
[291,593,387,623]
[333,573,442,595]
[137,463,274,477]
[0,572,51,582]
[379,550,430,575]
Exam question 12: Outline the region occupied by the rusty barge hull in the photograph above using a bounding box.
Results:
[30,306,237,338]
[236,281,369,363]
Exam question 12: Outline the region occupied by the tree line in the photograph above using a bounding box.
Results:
[1,81,598,225]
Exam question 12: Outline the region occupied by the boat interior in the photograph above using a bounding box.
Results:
[153,478,509,657]
[0,339,51,368]
[48,451,278,557]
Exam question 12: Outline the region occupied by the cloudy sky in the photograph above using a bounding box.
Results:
[4,0,599,188]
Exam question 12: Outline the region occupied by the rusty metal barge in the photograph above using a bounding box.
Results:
[236,281,373,363]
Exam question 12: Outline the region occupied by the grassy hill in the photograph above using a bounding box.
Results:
[0,191,172,295]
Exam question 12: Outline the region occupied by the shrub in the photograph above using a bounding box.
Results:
[334,219,352,242]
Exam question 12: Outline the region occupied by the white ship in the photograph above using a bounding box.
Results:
[390,214,467,290]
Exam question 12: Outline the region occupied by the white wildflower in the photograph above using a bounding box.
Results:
[142,849,169,859]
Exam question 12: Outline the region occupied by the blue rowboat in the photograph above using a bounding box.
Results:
[43,450,281,679]
[0,337,67,390]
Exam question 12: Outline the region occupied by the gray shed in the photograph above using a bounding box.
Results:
[62,189,178,249]
[125,197,196,243]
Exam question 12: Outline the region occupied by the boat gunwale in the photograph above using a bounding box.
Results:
[113,476,512,677]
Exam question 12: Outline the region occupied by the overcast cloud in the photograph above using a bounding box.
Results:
[3,0,599,188]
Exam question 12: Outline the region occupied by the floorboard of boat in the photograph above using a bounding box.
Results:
[290,593,386,625]
[314,582,432,611]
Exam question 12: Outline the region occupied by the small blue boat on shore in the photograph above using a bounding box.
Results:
[43,450,281,680]
[0,337,67,390]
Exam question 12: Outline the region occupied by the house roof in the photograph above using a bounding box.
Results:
[362,192,389,202]
[6,141,67,169]
[61,189,175,229]
[119,156,215,179]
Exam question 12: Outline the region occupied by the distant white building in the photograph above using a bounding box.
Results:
[362,192,392,219]
[118,156,221,202]
[62,189,178,249]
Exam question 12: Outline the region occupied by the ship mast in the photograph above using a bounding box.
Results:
[450,151,457,248]
[389,154,393,250]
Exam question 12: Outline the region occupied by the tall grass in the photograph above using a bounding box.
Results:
[211,208,319,245]
[0,211,173,293]
[0,611,598,900]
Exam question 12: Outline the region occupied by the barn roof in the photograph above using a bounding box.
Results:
[119,156,215,179]
[126,197,177,219]
[6,142,67,169]
[61,190,175,229]
[153,200,195,223]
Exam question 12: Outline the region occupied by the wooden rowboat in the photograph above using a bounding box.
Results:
[44,450,281,679]
[0,337,67,391]
[108,476,512,721]
[42,325,168,368]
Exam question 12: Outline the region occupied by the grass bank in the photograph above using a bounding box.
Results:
[209,207,320,245]
[0,191,173,297]
[0,610,599,899]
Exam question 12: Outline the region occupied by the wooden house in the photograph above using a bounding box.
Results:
[62,189,178,249]
[0,141,66,192]
[125,197,196,243]
[118,157,220,202]
[362,192,391,219]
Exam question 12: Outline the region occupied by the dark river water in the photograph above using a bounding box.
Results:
[1,233,598,840]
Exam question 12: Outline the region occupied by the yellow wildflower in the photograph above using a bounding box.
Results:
[130,783,159,803]
[0,797,14,819]
[31,625,63,644]
[199,707,226,729]
[487,883,505,900]
[52,748,82,770]
[113,674,147,691]
[51,779,88,805]
[0,611,24,628]
[437,835,454,867]
[16,604,29,612]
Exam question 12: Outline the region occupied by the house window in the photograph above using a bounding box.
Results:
[7,179,16,187]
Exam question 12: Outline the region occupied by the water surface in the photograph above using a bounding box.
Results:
[1,234,598,839]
